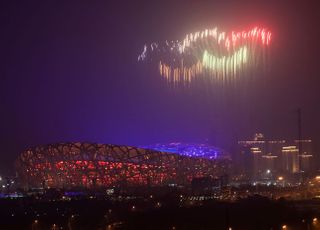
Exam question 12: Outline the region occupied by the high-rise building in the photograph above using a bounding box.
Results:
[267,140,286,172]
[261,154,278,173]
[238,133,267,180]
[281,146,299,174]
[295,139,313,173]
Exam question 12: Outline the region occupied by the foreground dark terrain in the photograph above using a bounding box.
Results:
[1,193,320,230]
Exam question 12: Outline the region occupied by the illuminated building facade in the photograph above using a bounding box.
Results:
[281,146,299,174]
[238,133,267,179]
[15,143,231,189]
[295,140,313,173]
[261,154,278,174]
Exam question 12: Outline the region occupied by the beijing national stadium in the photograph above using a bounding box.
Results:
[15,142,231,189]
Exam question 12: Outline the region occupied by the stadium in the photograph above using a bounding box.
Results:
[15,142,230,189]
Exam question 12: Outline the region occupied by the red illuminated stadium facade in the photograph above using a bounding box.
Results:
[15,143,230,189]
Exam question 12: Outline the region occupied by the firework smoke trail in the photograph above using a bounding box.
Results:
[138,27,272,84]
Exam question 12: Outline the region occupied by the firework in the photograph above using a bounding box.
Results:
[138,26,271,83]
[202,46,248,77]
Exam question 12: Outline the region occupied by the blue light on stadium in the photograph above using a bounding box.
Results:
[141,143,230,160]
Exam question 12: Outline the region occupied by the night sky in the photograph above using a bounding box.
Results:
[1,0,319,174]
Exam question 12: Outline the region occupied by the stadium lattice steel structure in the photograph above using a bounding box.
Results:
[16,142,230,189]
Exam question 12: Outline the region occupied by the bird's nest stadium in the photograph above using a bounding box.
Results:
[15,142,231,189]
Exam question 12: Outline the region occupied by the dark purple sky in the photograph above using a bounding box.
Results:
[0,0,319,174]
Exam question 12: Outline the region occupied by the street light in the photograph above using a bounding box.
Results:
[32,220,39,230]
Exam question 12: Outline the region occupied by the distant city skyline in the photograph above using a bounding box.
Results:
[237,133,314,180]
